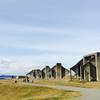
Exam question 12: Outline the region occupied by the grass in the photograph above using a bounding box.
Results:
[34,79,100,89]
[0,80,80,100]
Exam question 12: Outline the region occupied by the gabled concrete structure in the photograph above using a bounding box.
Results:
[42,66,52,79]
[26,63,69,80]
[52,63,69,79]
[26,69,42,79]
[70,52,100,82]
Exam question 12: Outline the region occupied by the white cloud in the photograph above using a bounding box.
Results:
[0,23,100,75]
[0,57,37,75]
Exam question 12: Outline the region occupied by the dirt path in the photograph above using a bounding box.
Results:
[21,83,100,100]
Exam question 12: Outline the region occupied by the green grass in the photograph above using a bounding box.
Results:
[0,80,80,100]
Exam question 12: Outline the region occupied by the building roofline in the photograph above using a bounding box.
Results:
[70,59,83,70]
[26,69,41,75]
[83,52,100,58]
[42,66,50,71]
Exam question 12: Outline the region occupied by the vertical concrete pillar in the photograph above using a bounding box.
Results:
[95,53,99,81]
[60,67,62,79]
[83,57,86,81]
[84,68,86,81]
[88,66,91,82]
[76,74,77,79]
[56,65,57,79]
[65,69,66,79]
[83,57,85,65]
[51,70,53,79]
[70,69,72,81]
[80,66,82,81]
[76,67,79,80]
[45,69,47,79]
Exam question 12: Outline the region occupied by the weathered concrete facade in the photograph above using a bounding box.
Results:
[26,69,42,79]
[51,63,69,79]
[26,63,69,79]
[70,52,100,82]
[42,66,52,79]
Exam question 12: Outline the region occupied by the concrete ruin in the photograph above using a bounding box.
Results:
[42,66,52,79]
[26,63,69,79]
[26,69,42,79]
[51,63,69,79]
[70,52,100,82]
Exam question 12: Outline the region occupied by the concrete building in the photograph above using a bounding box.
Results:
[70,52,100,82]
[51,63,69,79]
[26,63,69,80]
[42,66,52,79]
[16,76,27,79]
[26,69,42,79]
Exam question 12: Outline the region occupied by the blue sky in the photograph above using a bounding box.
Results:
[0,0,100,75]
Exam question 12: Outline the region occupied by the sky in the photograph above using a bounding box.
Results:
[0,0,100,75]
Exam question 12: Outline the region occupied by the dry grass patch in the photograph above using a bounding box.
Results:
[34,79,100,89]
[0,80,80,100]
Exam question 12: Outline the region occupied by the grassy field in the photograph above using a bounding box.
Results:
[34,79,100,89]
[0,80,80,100]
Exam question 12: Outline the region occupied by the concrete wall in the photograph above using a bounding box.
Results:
[52,66,61,79]
[51,63,69,79]
[27,70,42,79]
[84,64,90,81]
[70,52,100,82]
[27,71,34,78]
[52,68,56,79]
[27,64,69,80]
[56,66,62,79]
[42,66,51,79]
[83,55,96,81]
[97,54,100,81]
[90,58,96,81]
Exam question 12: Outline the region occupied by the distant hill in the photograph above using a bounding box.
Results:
[0,75,16,79]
